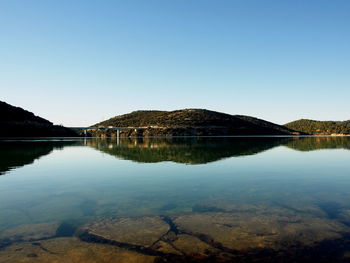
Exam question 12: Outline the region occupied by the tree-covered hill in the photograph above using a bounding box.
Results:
[284,119,350,135]
[0,101,77,137]
[91,109,301,136]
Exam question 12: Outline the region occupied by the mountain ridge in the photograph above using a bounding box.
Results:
[0,101,77,137]
[91,109,301,136]
[284,119,350,135]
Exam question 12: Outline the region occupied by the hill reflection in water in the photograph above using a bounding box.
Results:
[284,136,350,151]
[1,136,349,175]
[0,140,79,175]
[87,136,350,164]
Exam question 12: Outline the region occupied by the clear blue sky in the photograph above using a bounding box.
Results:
[1,0,349,126]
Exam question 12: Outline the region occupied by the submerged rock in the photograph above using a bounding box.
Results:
[2,212,345,262]
[172,212,349,250]
[0,222,60,248]
[0,237,156,263]
[150,239,182,255]
[75,211,350,259]
[171,233,220,256]
[78,216,169,248]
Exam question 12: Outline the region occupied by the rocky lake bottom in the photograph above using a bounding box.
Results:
[1,136,350,262]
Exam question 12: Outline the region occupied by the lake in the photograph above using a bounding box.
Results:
[1,136,350,262]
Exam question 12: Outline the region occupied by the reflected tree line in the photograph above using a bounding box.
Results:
[86,137,290,164]
[88,136,350,164]
[0,140,79,175]
[1,136,349,175]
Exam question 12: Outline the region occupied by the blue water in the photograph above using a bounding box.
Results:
[0,137,349,230]
[1,136,350,261]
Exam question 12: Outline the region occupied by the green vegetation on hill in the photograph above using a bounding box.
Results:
[284,119,350,135]
[0,101,52,124]
[92,109,299,136]
[0,101,77,137]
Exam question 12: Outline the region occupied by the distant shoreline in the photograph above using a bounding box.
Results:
[1,134,350,141]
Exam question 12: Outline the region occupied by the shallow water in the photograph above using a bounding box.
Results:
[1,136,350,262]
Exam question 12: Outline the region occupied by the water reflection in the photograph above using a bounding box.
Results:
[0,140,78,175]
[87,137,292,164]
[285,136,350,151]
[88,136,350,163]
[0,136,350,262]
[1,137,349,173]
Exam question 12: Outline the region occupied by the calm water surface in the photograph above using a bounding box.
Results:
[1,136,350,262]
